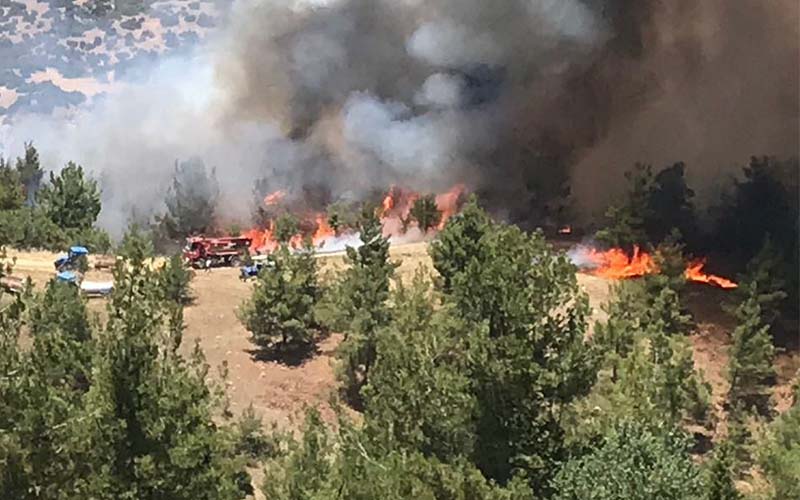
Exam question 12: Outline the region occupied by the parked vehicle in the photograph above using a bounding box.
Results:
[183,236,252,269]
[239,255,273,280]
[54,246,89,272]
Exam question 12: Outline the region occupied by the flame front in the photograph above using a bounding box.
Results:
[583,246,656,279]
[575,245,737,289]
[245,184,467,254]
[685,260,738,289]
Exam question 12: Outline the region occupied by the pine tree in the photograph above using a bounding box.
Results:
[15,142,43,206]
[727,283,776,416]
[263,409,535,500]
[0,156,24,211]
[731,236,788,330]
[160,158,219,238]
[595,163,653,251]
[431,198,596,493]
[274,213,299,243]
[409,194,442,233]
[645,162,698,246]
[361,271,478,461]
[704,441,741,500]
[238,244,319,354]
[755,384,800,500]
[37,162,102,230]
[429,195,491,293]
[572,279,709,443]
[325,205,397,404]
[158,253,195,306]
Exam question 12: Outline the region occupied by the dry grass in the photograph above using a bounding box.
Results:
[3,243,796,431]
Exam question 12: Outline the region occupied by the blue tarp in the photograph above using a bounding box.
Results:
[69,246,89,256]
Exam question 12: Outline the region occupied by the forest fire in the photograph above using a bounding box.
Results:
[244,184,467,254]
[684,260,738,289]
[571,245,738,289]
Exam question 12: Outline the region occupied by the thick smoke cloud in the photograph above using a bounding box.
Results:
[1,0,797,235]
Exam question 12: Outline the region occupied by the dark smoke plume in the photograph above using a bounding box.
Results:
[215,0,799,224]
[2,0,798,233]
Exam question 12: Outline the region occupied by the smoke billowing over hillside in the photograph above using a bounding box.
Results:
[1,0,798,235]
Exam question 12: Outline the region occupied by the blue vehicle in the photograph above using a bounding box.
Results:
[239,255,274,280]
[54,246,89,272]
[56,271,78,283]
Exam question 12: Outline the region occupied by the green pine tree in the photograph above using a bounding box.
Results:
[704,441,741,500]
[15,142,43,206]
[37,162,102,230]
[727,283,776,416]
[409,194,442,233]
[238,244,319,354]
[0,157,24,211]
[323,205,397,404]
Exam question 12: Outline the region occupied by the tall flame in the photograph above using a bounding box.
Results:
[245,184,468,254]
[435,184,466,230]
[584,246,656,279]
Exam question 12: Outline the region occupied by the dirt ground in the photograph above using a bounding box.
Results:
[3,244,798,431]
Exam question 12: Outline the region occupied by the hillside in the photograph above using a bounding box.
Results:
[5,242,797,430]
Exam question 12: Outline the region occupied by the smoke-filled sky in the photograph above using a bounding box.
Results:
[1,0,798,235]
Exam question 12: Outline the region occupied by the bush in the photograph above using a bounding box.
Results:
[554,421,703,500]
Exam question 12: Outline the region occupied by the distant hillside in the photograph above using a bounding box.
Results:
[0,0,220,117]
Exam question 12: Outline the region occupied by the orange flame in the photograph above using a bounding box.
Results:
[312,214,336,242]
[245,184,468,254]
[435,184,466,230]
[264,190,287,206]
[581,246,737,289]
[381,186,396,215]
[685,260,738,289]
[585,246,656,279]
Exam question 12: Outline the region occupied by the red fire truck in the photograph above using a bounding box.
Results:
[183,236,252,269]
